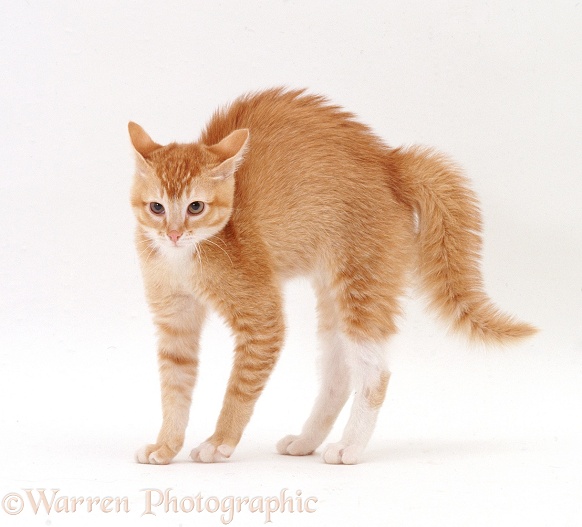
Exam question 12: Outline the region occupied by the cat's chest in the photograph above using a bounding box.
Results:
[143,249,198,295]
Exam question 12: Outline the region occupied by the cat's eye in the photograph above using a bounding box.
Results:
[149,202,165,215]
[187,201,205,215]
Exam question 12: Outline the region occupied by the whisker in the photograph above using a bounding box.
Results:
[136,240,157,265]
[203,237,234,266]
[137,243,153,258]
[194,243,203,268]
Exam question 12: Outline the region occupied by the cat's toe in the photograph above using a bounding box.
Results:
[135,444,173,465]
[322,442,362,465]
[322,442,344,464]
[135,445,151,464]
[276,435,297,454]
[190,441,233,463]
[276,434,317,456]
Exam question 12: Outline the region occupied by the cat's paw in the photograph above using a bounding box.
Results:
[135,443,176,465]
[276,434,319,456]
[190,441,234,463]
[322,442,363,465]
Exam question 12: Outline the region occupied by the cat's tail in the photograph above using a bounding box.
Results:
[387,146,537,345]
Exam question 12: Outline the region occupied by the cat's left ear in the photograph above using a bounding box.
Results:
[208,129,250,180]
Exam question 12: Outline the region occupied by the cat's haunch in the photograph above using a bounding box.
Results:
[129,88,536,466]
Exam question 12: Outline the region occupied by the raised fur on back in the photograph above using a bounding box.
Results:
[129,88,536,466]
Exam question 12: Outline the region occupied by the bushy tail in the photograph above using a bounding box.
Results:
[388,146,537,344]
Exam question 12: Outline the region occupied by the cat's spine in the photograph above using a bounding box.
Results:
[387,146,537,344]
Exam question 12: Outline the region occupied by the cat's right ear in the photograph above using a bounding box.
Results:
[207,129,250,180]
[128,122,162,161]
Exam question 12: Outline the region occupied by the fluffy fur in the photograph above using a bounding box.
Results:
[129,88,536,465]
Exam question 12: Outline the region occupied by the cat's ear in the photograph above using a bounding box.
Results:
[128,121,163,159]
[208,129,250,180]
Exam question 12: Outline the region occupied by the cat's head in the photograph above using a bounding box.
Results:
[128,122,249,254]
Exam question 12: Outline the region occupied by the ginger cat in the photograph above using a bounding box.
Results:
[129,88,535,465]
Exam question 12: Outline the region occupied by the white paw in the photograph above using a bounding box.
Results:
[135,444,171,465]
[276,434,319,456]
[190,441,234,463]
[322,442,363,465]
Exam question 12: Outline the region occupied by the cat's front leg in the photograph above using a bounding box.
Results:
[191,294,285,463]
[136,294,206,465]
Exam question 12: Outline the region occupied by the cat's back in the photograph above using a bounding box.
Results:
[200,88,386,171]
[201,88,358,143]
[199,89,406,276]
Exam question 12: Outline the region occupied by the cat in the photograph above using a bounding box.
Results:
[128,87,536,465]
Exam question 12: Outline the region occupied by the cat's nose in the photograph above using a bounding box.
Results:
[167,230,182,244]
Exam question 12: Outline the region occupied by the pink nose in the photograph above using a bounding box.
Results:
[167,230,182,244]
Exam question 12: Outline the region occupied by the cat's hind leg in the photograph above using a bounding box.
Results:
[276,329,351,456]
[277,276,351,457]
[321,337,390,465]
[320,237,408,464]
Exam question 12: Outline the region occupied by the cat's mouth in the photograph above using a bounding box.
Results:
[163,237,193,249]
[155,238,198,259]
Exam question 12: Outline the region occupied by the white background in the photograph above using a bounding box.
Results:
[1,1,581,526]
